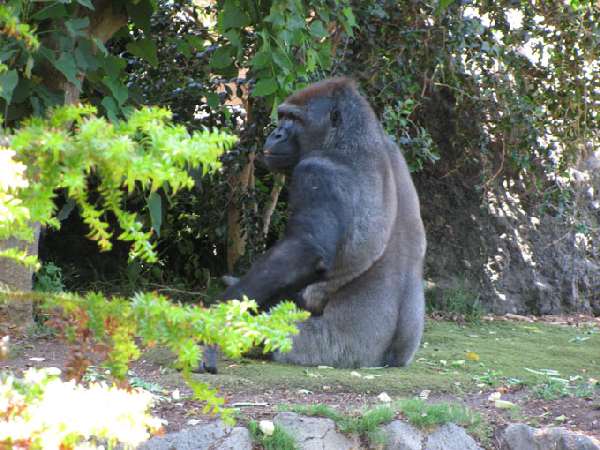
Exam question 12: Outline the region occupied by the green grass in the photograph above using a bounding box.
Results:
[397,398,480,429]
[195,320,600,396]
[280,403,395,447]
[248,420,298,450]
[396,398,490,444]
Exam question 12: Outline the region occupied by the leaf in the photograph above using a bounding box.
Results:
[0,70,18,103]
[65,17,90,37]
[32,4,68,20]
[272,49,292,71]
[75,40,100,71]
[103,77,128,105]
[250,51,270,70]
[126,0,154,33]
[93,37,108,55]
[76,0,95,9]
[210,46,232,69]
[51,53,81,89]
[147,192,162,238]
[220,0,250,29]
[57,198,76,221]
[466,351,480,361]
[494,399,516,409]
[438,0,456,12]
[309,20,327,38]
[206,92,220,109]
[101,96,120,122]
[252,78,278,97]
[127,39,158,67]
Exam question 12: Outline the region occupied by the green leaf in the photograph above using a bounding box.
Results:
[438,0,456,11]
[101,96,119,122]
[76,0,95,9]
[103,77,128,105]
[126,0,154,33]
[65,17,90,37]
[51,53,81,89]
[127,39,158,67]
[0,70,18,103]
[75,40,100,71]
[206,92,220,110]
[102,55,127,79]
[93,37,109,55]
[253,78,278,97]
[32,4,68,20]
[210,46,232,69]
[251,51,271,70]
[272,49,292,71]
[0,48,17,63]
[57,198,76,221]
[309,20,327,38]
[147,192,162,238]
[220,0,250,29]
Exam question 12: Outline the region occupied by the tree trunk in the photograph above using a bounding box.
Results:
[1,1,127,331]
[0,224,41,332]
[226,151,256,272]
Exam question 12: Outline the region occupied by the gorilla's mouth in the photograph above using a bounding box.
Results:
[263,150,288,159]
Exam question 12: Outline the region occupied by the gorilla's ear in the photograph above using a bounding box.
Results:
[330,108,341,127]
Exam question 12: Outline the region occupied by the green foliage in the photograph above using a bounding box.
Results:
[34,262,65,293]
[382,98,439,172]
[217,0,357,111]
[426,280,484,323]
[248,420,298,450]
[0,367,163,449]
[1,104,234,263]
[527,368,599,401]
[3,290,309,423]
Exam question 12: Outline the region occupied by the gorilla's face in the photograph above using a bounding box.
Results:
[262,97,337,174]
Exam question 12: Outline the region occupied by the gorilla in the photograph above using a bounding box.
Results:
[220,77,426,369]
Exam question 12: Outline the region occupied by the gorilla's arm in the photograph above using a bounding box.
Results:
[222,159,350,308]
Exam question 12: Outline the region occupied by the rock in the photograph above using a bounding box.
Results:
[424,423,482,450]
[273,412,360,450]
[501,423,600,450]
[381,420,423,450]
[138,421,252,450]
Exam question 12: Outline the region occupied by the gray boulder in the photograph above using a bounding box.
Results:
[381,420,423,450]
[501,423,600,450]
[273,412,361,450]
[424,423,483,450]
[138,421,252,450]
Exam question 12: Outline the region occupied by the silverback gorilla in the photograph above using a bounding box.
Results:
[223,78,426,368]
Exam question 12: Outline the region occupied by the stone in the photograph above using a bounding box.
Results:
[501,423,600,450]
[273,412,360,450]
[138,421,252,450]
[381,420,423,450]
[424,423,482,450]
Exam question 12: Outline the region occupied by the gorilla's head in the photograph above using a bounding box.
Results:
[262,79,354,173]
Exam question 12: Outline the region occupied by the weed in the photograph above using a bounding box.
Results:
[473,369,503,387]
[532,377,571,400]
[396,398,479,429]
[248,420,298,450]
[34,262,65,293]
[426,280,483,323]
[280,403,344,422]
